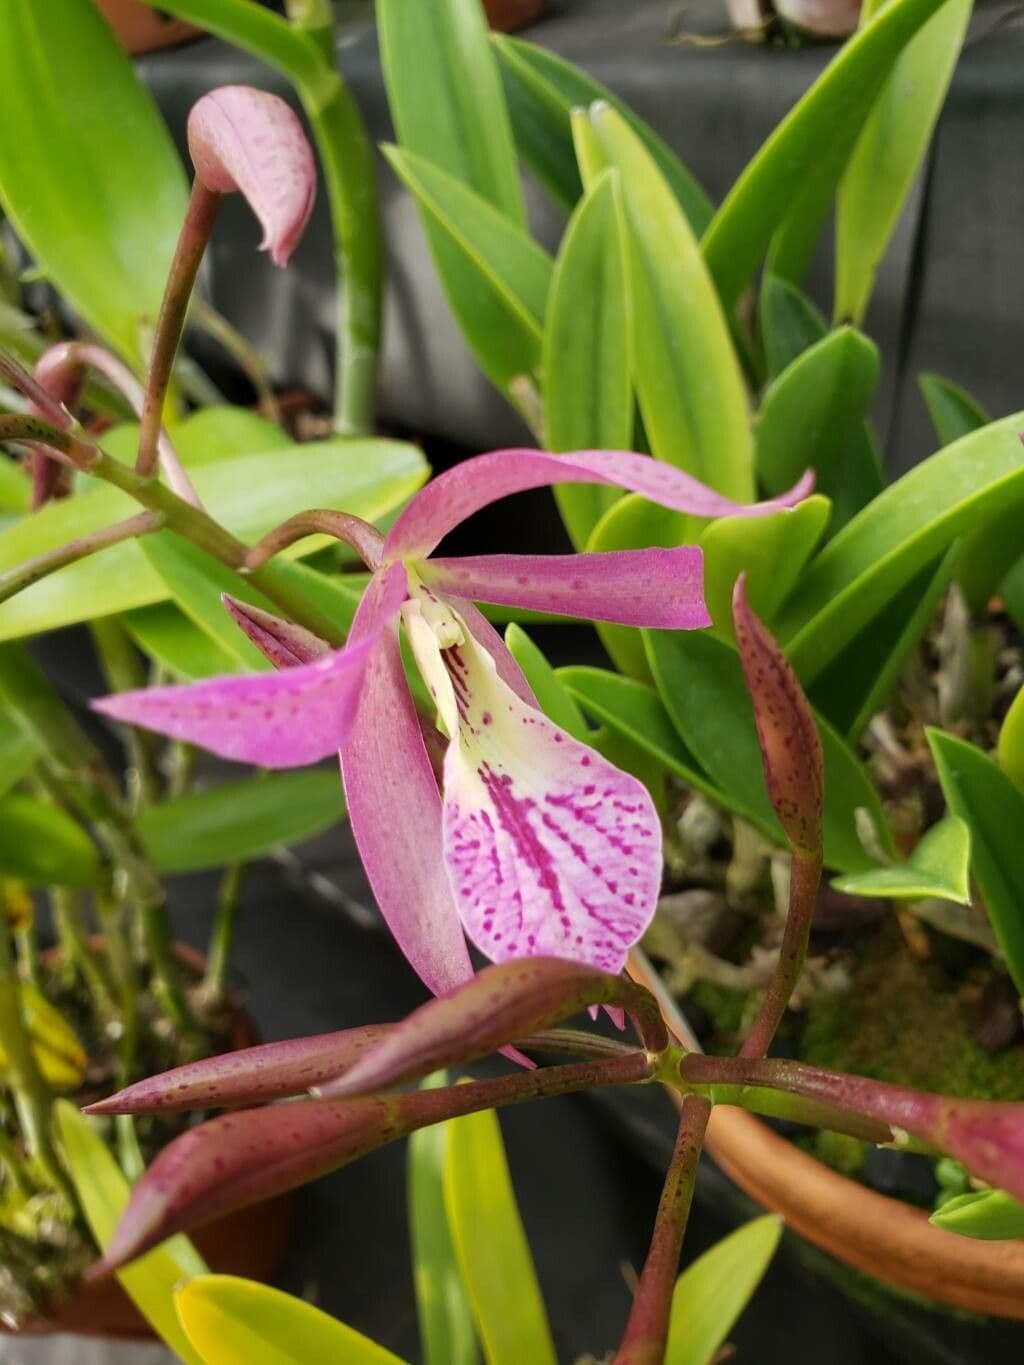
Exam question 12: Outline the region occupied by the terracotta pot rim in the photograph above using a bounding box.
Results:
[627,952,1024,1321]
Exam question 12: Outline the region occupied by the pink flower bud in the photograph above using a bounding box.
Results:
[187,85,316,267]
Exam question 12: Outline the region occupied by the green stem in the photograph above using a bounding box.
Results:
[137,182,221,479]
[613,1095,711,1365]
[0,916,68,1196]
[137,0,382,435]
[49,888,119,1022]
[95,889,139,1085]
[202,862,246,1001]
[89,617,162,810]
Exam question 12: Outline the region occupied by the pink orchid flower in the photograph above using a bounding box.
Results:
[94,449,812,994]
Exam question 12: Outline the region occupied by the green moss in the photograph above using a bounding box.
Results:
[686,978,749,1043]
[800,924,1024,1100]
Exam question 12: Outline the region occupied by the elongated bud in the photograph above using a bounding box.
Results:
[680,1054,1024,1203]
[316,956,667,1098]
[188,86,316,267]
[29,346,82,509]
[221,594,329,668]
[733,573,823,858]
[82,1023,392,1116]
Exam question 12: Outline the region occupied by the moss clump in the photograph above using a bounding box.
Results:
[686,978,750,1045]
[800,923,1024,1100]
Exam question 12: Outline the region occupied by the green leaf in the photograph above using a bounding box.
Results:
[997,686,1024,791]
[807,545,956,739]
[702,0,959,310]
[55,1101,207,1365]
[383,145,552,395]
[929,728,1024,994]
[378,0,523,225]
[832,815,970,904]
[834,0,971,324]
[0,794,99,887]
[139,533,276,671]
[491,35,713,232]
[588,723,672,819]
[174,1274,404,1365]
[408,1076,478,1365]
[930,1190,1024,1241]
[504,624,588,741]
[139,771,346,874]
[919,372,989,447]
[759,273,827,379]
[587,104,753,499]
[0,456,30,515]
[666,1215,782,1365]
[645,630,892,871]
[0,705,40,798]
[0,0,188,362]
[0,409,427,639]
[543,171,631,548]
[444,1107,556,1365]
[756,328,884,534]
[558,665,724,803]
[121,603,242,681]
[776,413,1024,684]
[699,496,831,642]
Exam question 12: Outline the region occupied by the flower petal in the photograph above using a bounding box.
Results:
[188,85,316,267]
[425,547,710,629]
[340,576,475,997]
[92,565,407,769]
[385,448,814,559]
[431,625,663,973]
[221,594,330,668]
[443,594,538,708]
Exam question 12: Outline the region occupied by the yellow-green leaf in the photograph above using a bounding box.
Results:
[832,815,970,904]
[997,686,1024,791]
[174,1274,405,1365]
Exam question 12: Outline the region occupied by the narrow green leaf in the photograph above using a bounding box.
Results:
[776,413,1024,683]
[930,1190,1024,1241]
[807,545,956,740]
[378,0,524,225]
[139,771,346,874]
[919,372,989,447]
[997,686,1024,791]
[409,1076,478,1365]
[444,1107,556,1365]
[0,456,30,515]
[55,1101,207,1365]
[646,630,892,871]
[835,0,971,323]
[0,706,40,799]
[491,35,714,232]
[588,105,753,499]
[121,603,243,681]
[139,533,276,671]
[759,273,827,379]
[666,1215,781,1365]
[383,145,552,395]
[0,0,188,360]
[703,0,957,309]
[505,624,588,740]
[0,410,426,639]
[699,497,831,642]
[543,171,631,548]
[174,1275,405,1365]
[928,728,1024,994]
[756,329,884,533]
[832,815,970,904]
[558,665,726,805]
[0,794,99,887]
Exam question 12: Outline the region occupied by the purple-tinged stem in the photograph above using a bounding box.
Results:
[0,352,70,428]
[679,1054,1024,1200]
[136,181,221,479]
[243,509,385,572]
[93,1049,655,1274]
[613,1095,712,1365]
[0,512,165,607]
[740,848,822,1059]
[0,414,98,470]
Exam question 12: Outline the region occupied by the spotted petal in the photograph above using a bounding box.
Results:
[92,564,407,769]
[385,448,814,559]
[406,610,663,972]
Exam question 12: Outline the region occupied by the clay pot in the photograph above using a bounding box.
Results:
[627,952,1024,1321]
[92,0,199,55]
[10,940,291,1340]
